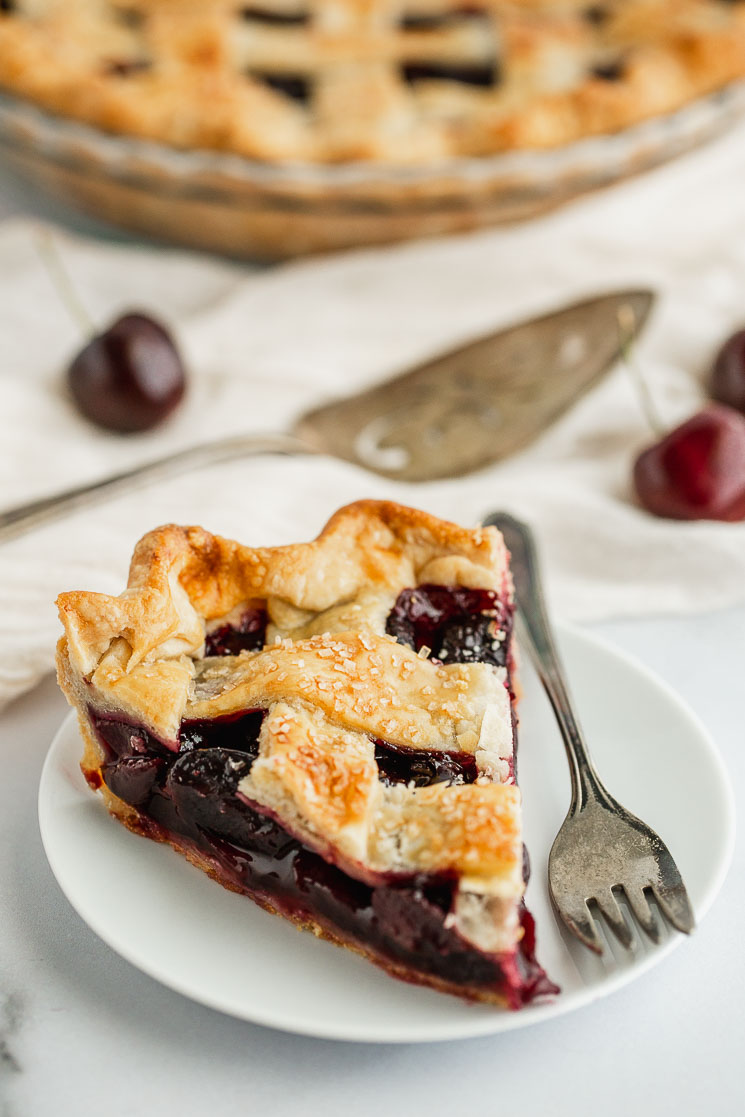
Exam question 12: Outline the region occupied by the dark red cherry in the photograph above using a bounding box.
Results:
[710,328,745,415]
[633,403,745,521]
[68,312,186,433]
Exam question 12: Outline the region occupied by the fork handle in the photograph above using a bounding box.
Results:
[484,513,606,810]
[0,431,311,543]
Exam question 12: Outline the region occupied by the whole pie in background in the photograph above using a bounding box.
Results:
[1,0,745,162]
[2,2,744,256]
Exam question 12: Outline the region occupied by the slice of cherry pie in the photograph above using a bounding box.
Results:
[56,501,557,1008]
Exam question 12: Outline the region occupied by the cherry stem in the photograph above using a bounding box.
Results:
[35,229,96,337]
[617,303,665,438]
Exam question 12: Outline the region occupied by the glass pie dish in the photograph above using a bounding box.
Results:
[1,83,744,260]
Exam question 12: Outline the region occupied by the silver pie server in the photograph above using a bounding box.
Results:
[0,289,653,542]
[485,511,695,954]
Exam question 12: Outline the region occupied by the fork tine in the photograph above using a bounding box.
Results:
[592,890,634,950]
[622,885,661,943]
[501,513,697,961]
[650,876,696,935]
[555,896,604,955]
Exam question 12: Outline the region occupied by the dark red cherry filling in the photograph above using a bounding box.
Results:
[374,739,478,787]
[252,72,312,102]
[204,608,268,657]
[386,584,512,668]
[239,6,310,25]
[591,58,626,81]
[89,704,553,1006]
[204,587,513,670]
[91,709,265,808]
[86,582,555,1006]
[402,61,498,86]
[179,708,266,752]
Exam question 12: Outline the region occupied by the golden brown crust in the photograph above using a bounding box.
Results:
[249,701,381,862]
[56,500,525,968]
[57,499,509,676]
[2,1,745,164]
[189,632,511,752]
[372,781,522,884]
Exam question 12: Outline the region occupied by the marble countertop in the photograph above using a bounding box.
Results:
[0,162,743,1117]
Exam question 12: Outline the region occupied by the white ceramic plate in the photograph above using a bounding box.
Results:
[38,625,734,1043]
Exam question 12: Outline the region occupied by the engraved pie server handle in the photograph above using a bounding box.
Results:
[0,432,311,542]
[484,511,695,954]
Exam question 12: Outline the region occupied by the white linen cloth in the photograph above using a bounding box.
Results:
[4,119,745,710]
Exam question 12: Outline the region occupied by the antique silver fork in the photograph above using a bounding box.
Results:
[485,512,695,954]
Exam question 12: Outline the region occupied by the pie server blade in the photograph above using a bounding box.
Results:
[296,289,655,482]
[0,289,654,542]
